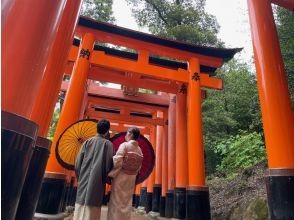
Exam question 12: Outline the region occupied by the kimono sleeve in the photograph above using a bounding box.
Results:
[75,141,86,180]
[113,142,127,169]
[105,141,115,175]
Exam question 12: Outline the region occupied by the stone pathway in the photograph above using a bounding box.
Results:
[101,206,148,220]
[63,206,149,220]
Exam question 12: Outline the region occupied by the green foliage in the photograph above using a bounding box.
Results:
[203,60,263,174]
[214,131,266,173]
[275,7,294,103]
[47,108,60,140]
[126,0,223,46]
[81,0,115,23]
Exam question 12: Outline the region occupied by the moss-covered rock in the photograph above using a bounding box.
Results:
[228,197,268,220]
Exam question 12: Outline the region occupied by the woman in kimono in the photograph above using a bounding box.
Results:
[107,127,143,220]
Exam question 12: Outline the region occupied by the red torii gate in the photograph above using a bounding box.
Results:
[4,0,293,219]
[41,16,239,219]
[2,7,239,218]
[247,0,294,218]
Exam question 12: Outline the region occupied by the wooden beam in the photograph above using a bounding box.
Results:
[68,46,223,90]
[61,81,170,107]
[86,108,164,126]
[65,63,178,93]
[88,66,178,93]
[109,123,150,135]
[90,50,188,83]
[271,0,294,10]
[87,95,168,113]
[75,26,224,68]
[199,73,223,90]
[90,51,223,89]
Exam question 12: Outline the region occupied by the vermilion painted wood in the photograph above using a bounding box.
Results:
[248,0,294,168]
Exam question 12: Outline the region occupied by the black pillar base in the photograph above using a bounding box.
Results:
[146,192,153,213]
[65,177,75,207]
[15,137,51,220]
[1,111,38,220]
[186,187,211,220]
[36,172,66,214]
[165,190,174,218]
[174,187,186,219]
[132,194,136,207]
[152,185,161,212]
[103,191,111,205]
[70,187,77,206]
[135,195,140,208]
[159,196,166,217]
[103,193,108,205]
[139,187,147,208]
[266,169,294,220]
[61,183,70,211]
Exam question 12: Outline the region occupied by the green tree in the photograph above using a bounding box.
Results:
[203,60,262,137]
[203,60,263,173]
[214,131,266,173]
[81,0,115,23]
[126,0,222,46]
[275,7,294,104]
[47,108,60,140]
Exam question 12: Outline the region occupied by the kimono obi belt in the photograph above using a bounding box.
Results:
[122,152,143,175]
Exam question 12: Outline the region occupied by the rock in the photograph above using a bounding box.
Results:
[209,161,268,219]
[147,211,160,219]
[229,197,268,220]
[136,206,147,215]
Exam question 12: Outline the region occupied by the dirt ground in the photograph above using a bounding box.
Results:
[208,161,268,219]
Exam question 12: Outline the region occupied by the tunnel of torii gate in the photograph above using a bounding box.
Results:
[2,0,294,219]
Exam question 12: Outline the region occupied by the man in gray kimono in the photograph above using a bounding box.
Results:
[73,119,114,220]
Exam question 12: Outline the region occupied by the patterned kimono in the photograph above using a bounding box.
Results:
[107,140,143,220]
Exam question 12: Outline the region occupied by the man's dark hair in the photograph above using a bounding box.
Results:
[97,119,110,135]
[127,127,140,140]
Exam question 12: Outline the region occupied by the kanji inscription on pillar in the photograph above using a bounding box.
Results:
[79,48,91,60]
[192,72,200,81]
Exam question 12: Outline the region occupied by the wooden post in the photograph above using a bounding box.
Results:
[140,180,148,209]
[186,58,210,220]
[166,94,176,218]
[31,0,83,137]
[37,33,94,215]
[174,85,188,219]
[134,184,141,208]
[152,111,163,212]
[160,112,168,217]
[247,0,294,218]
[1,1,66,219]
[2,0,66,118]
[146,126,156,213]
[46,33,95,173]
[23,2,83,215]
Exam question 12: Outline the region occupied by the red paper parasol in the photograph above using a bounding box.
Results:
[108,132,155,184]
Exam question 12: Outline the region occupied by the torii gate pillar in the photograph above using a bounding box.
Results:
[174,86,188,219]
[152,112,163,212]
[187,58,211,220]
[248,0,294,218]
[15,1,83,219]
[36,33,95,215]
[1,0,66,219]
[165,94,176,217]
